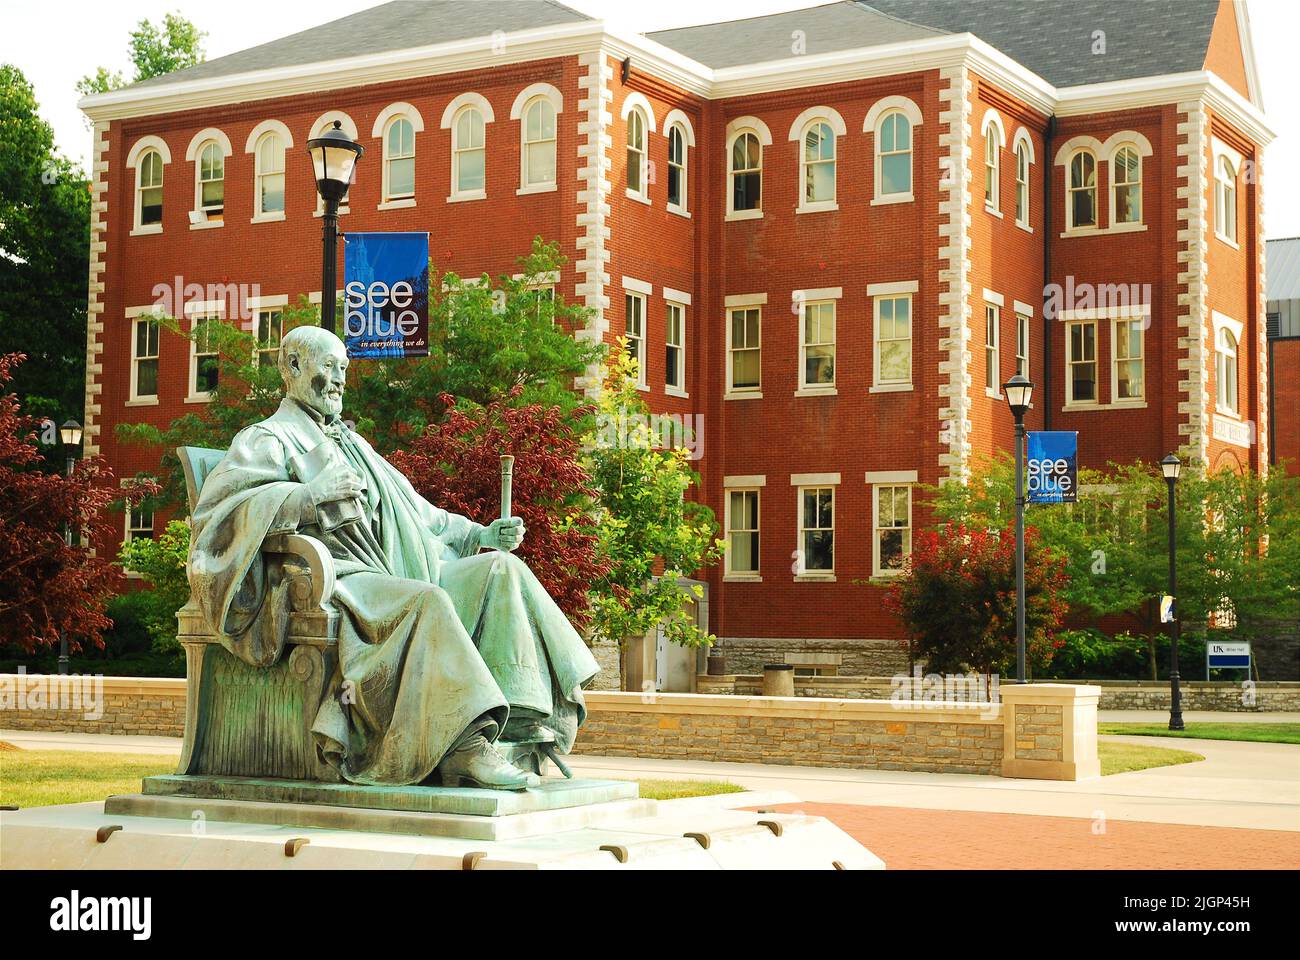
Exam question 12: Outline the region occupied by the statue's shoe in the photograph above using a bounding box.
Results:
[437,735,541,791]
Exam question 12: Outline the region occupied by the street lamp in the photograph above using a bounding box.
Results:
[1002,374,1034,683]
[306,120,364,334]
[58,419,82,675]
[1161,453,1185,731]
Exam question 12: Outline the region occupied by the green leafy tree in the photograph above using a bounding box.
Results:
[585,345,724,652]
[0,65,89,423]
[76,13,206,97]
[118,520,191,656]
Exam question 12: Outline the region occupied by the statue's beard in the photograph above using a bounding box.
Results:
[291,379,344,419]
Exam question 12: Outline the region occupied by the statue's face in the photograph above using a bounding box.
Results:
[287,337,348,419]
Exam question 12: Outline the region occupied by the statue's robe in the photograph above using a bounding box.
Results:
[188,397,599,786]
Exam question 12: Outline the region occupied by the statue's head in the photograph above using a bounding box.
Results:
[279,326,348,419]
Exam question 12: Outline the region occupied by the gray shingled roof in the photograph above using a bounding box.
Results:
[646,2,949,70]
[130,0,592,89]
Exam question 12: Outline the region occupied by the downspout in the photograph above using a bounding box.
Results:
[1268,335,1276,468]
[1042,116,1056,429]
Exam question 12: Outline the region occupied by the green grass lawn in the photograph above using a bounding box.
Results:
[0,748,746,808]
[1098,722,1300,744]
[1098,741,1205,775]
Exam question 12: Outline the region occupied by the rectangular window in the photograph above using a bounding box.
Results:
[126,503,155,542]
[1067,320,1098,403]
[798,486,834,573]
[873,485,912,575]
[727,489,760,575]
[728,307,761,392]
[874,294,912,386]
[1016,312,1030,379]
[1114,318,1144,400]
[132,317,160,399]
[257,309,283,368]
[801,300,836,388]
[665,302,685,391]
[625,292,646,387]
[985,303,1000,390]
[191,315,220,398]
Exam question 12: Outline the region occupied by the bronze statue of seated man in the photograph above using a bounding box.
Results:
[187,325,598,790]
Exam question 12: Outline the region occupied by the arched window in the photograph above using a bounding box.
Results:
[452,107,486,197]
[984,121,1001,209]
[626,108,647,198]
[384,117,415,202]
[522,97,556,189]
[1215,155,1237,242]
[197,141,224,220]
[801,121,836,208]
[1068,150,1097,228]
[878,111,912,198]
[137,149,164,228]
[730,131,761,213]
[255,133,285,216]
[1216,327,1239,413]
[1015,140,1030,226]
[1112,144,1141,224]
[667,123,687,212]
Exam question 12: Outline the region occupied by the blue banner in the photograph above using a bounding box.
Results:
[342,231,429,358]
[1026,431,1078,504]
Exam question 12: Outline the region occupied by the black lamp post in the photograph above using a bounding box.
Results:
[1002,374,1034,683]
[58,418,82,675]
[1161,453,1185,731]
[306,121,364,334]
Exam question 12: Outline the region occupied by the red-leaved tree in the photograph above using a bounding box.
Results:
[883,521,1070,681]
[0,354,150,653]
[390,392,602,629]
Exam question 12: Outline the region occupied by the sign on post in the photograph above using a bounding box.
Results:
[1206,640,1251,679]
[342,231,430,358]
[1026,431,1079,504]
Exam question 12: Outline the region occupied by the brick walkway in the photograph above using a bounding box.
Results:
[755,803,1300,869]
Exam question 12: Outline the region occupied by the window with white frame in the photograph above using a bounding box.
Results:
[665,302,685,391]
[984,122,1000,209]
[626,108,647,198]
[1067,319,1098,403]
[1111,145,1141,224]
[196,141,224,220]
[1216,327,1239,413]
[522,97,556,189]
[1215,155,1237,242]
[800,300,836,389]
[190,314,220,399]
[131,316,160,400]
[874,294,912,387]
[1015,140,1030,226]
[126,502,155,542]
[873,484,911,575]
[730,131,761,213]
[728,307,761,392]
[1016,311,1030,379]
[257,309,283,368]
[667,123,687,211]
[625,292,646,386]
[798,486,834,573]
[453,107,486,197]
[384,117,416,201]
[1113,317,1144,401]
[877,111,912,198]
[137,149,164,228]
[1068,150,1097,228]
[985,303,1000,390]
[726,489,760,575]
[800,121,835,208]
[255,133,285,216]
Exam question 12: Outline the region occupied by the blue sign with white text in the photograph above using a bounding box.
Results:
[342,231,429,359]
[1026,431,1078,504]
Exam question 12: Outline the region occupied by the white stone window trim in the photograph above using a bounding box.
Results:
[984,297,1002,398]
[795,290,840,396]
[126,304,165,406]
[723,484,762,581]
[789,106,846,215]
[725,299,763,399]
[247,123,291,224]
[442,95,493,203]
[621,93,655,204]
[127,135,171,236]
[373,104,423,206]
[1106,133,1153,230]
[512,85,562,195]
[725,116,771,222]
[664,297,688,398]
[184,300,225,404]
[1109,315,1147,406]
[870,479,915,577]
[185,128,232,229]
[864,95,922,205]
[663,109,695,217]
[981,109,1006,215]
[623,282,650,390]
[1014,300,1034,380]
[1212,136,1243,247]
[1212,311,1244,418]
[1012,126,1034,231]
[793,478,838,581]
[870,282,917,393]
[1063,316,1099,408]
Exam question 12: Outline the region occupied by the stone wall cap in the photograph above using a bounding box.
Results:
[585,690,1003,722]
[999,682,1102,701]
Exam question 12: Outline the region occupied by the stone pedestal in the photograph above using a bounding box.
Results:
[762,663,795,697]
[1000,683,1101,780]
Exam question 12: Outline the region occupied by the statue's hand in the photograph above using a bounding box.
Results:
[481,517,525,553]
[305,460,364,508]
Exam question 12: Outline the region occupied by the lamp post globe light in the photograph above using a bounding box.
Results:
[1161,453,1185,732]
[306,120,364,335]
[58,419,82,675]
[1002,374,1033,684]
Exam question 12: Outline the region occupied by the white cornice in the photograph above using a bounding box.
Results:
[79,21,1273,146]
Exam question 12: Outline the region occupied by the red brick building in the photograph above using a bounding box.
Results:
[78,0,1272,676]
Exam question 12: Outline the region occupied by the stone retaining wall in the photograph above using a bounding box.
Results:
[0,675,185,737]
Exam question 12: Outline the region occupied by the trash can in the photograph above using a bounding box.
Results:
[762,663,795,697]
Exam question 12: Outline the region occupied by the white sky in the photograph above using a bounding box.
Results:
[4,0,1299,236]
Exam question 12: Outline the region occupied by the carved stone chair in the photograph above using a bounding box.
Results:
[174,446,341,782]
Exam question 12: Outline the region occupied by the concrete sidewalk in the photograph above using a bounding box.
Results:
[5,727,1298,832]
